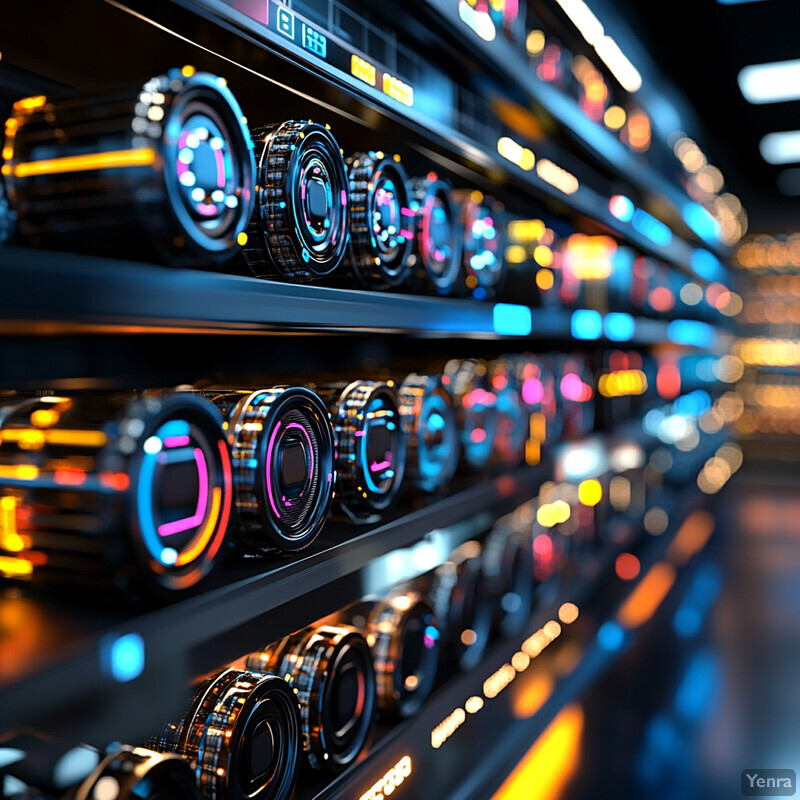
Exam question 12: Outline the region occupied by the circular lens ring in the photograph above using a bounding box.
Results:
[366,591,440,718]
[127,393,232,593]
[162,669,300,800]
[210,388,335,553]
[146,69,255,262]
[484,527,535,638]
[460,194,505,296]
[345,152,413,288]
[490,360,527,466]
[409,177,462,295]
[244,121,349,282]
[397,373,459,493]
[319,381,406,522]
[443,359,498,471]
[247,626,376,773]
[73,747,199,800]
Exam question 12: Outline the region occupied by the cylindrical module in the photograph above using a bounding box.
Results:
[0,392,232,596]
[243,120,349,282]
[427,540,493,671]
[456,190,506,300]
[407,175,462,295]
[316,381,406,522]
[153,669,300,800]
[443,359,498,471]
[490,359,527,467]
[204,387,335,553]
[3,68,254,265]
[397,373,459,493]
[343,151,414,288]
[246,626,376,773]
[343,589,441,718]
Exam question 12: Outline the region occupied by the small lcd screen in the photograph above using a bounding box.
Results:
[307,177,329,219]
[366,424,392,467]
[157,458,200,521]
[281,442,307,487]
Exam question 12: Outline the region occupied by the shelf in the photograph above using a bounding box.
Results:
[0,247,726,350]
[298,489,709,800]
[0,464,546,743]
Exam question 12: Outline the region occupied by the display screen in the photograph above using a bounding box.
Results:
[366,424,393,471]
[281,441,307,487]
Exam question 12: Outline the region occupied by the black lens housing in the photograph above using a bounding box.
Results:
[443,359,498,471]
[364,590,440,718]
[247,626,376,773]
[243,121,348,282]
[153,669,300,800]
[317,381,406,523]
[408,176,462,295]
[397,373,459,493]
[457,191,506,299]
[429,541,493,671]
[4,68,254,266]
[206,388,335,553]
[0,392,232,596]
[345,152,413,288]
[73,747,200,800]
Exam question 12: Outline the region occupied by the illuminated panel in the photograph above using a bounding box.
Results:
[563,234,615,279]
[351,54,377,87]
[492,303,532,335]
[358,756,412,800]
[383,73,414,107]
[536,159,579,194]
[431,707,466,748]
[598,369,648,397]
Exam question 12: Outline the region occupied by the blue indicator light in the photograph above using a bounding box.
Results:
[604,312,635,341]
[276,6,295,39]
[632,209,673,247]
[301,23,327,58]
[571,309,603,340]
[674,651,719,721]
[667,319,715,347]
[597,620,625,651]
[690,249,723,281]
[673,606,702,638]
[682,202,720,243]
[493,303,532,336]
[102,632,145,683]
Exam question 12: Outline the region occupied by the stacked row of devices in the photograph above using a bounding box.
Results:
[0,67,732,315]
[0,353,598,597]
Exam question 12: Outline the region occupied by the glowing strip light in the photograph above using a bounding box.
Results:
[358,756,412,800]
[493,303,532,335]
[383,73,414,107]
[759,130,800,164]
[536,159,579,194]
[11,148,157,178]
[738,59,800,104]
[0,429,107,447]
[598,369,648,397]
[497,136,535,171]
[682,202,720,243]
[552,0,641,92]
[0,556,34,577]
[617,561,676,628]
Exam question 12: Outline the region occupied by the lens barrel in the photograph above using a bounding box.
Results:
[0,391,232,595]
[317,381,405,522]
[243,121,348,282]
[397,373,459,493]
[205,388,335,553]
[457,192,506,299]
[246,626,375,773]
[153,669,300,800]
[408,176,462,295]
[490,359,527,467]
[344,152,413,288]
[4,68,254,265]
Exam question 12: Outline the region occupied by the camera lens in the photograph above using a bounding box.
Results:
[443,359,498,471]
[153,669,299,800]
[363,590,440,718]
[490,359,527,466]
[317,381,405,522]
[206,388,335,553]
[4,68,254,265]
[408,175,462,295]
[246,626,376,772]
[0,392,232,594]
[397,373,459,493]
[457,192,505,300]
[344,152,414,288]
[483,523,534,638]
[74,747,200,800]
[429,541,493,671]
[243,121,348,282]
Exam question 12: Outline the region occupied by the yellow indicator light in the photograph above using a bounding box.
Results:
[181,65,196,77]
[497,136,535,171]
[604,104,626,130]
[578,479,602,506]
[0,465,39,480]
[598,369,648,397]
[12,148,157,179]
[237,231,248,246]
[504,245,528,264]
[30,408,60,428]
[536,268,554,290]
[13,95,47,113]
[533,244,553,267]
[558,602,579,624]
[1,146,12,161]
[526,29,546,56]
[508,218,545,242]
[0,556,34,577]
[351,55,377,87]
[536,158,579,194]
[382,73,414,106]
